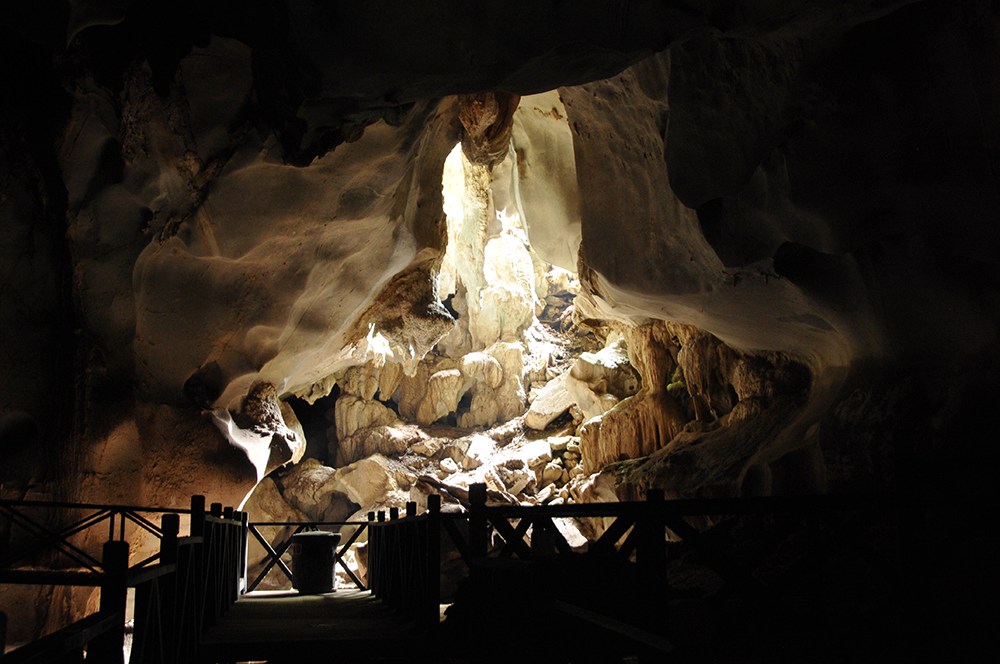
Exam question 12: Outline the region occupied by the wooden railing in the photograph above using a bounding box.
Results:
[366,496,441,628]
[451,486,898,587]
[245,518,369,591]
[434,483,897,653]
[0,498,192,583]
[2,485,897,660]
[0,495,247,664]
[244,483,894,643]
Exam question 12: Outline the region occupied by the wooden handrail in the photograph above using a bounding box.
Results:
[0,610,124,664]
[0,498,193,513]
[366,496,441,628]
[463,492,896,519]
[1,488,899,662]
[1,493,245,664]
[127,562,178,586]
[245,518,372,591]
[0,569,107,586]
[248,519,369,527]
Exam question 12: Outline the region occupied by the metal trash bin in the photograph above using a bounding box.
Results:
[290,531,341,594]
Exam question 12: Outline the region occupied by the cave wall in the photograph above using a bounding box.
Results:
[0,0,696,509]
[562,1,1000,498]
[1,0,998,651]
[0,0,996,581]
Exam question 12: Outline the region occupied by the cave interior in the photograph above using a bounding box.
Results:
[1,0,999,661]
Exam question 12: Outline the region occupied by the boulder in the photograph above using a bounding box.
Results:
[278,459,355,522]
[460,352,504,389]
[462,433,497,470]
[495,463,534,495]
[334,395,398,442]
[337,422,427,466]
[525,372,574,430]
[458,342,526,429]
[540,461,563,488]
[517,439,554,471]
[329,453,416,508]
[412,438,444,457]
[570,340,640,397]
[242,477,310,589]
[416,368,467,424]
[224,382,307,476]
[549,436,571,453]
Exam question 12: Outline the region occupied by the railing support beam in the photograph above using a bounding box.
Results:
[88,540,129,664]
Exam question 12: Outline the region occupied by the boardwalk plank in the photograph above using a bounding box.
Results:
[199,589,427,662]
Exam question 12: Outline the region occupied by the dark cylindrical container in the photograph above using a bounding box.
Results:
[290,531,342,594]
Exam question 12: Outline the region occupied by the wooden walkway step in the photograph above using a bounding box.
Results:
[199,589,427,663]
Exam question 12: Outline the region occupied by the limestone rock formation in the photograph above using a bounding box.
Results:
[329,454,416,510]
[277,459,355,523]
[525,372,575,431]
[241,476,310,589]
[337,423,427,468]
[526,334,640,431]
[334,396,398,447]
[458,92,521,169]
[209,382,308,485]
[3,2,999,654]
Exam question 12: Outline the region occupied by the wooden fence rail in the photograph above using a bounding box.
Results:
[0,499,192,582]
[366,495,441,629]
[245,519,370,591]
[2,486,896,662]
[0,495,247,664]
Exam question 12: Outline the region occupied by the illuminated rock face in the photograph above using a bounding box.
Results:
[2,3,999,650]
[1,0,997,529]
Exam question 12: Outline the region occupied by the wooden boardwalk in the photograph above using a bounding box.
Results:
[198,589,430,663]
[2,489,899,663]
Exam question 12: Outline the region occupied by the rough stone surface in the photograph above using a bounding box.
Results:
[3,2,999,652]
[338,422,427,467]
[242,477,311,589]
[329,454,416,508]
[278,458,355,522]
[525,372,575,430]
[334,395,399,450]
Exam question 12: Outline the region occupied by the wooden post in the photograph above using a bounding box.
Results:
[190,495,206,538]
[161,513,180,564]
[154,511,182,659]
[638,488,667,620]
[376,511,387,602]
[221,507,235,604]
[89,540,129,663]
[367,512,376,594]
[204,503,224,628]
[375,511,386,598]
[425,494,441,629]
[188,494,208,643]
[238,511,249,594]
[387,507,400,606]
[531,517,555,557]
[469,482,488,558]
[406,501,417,518]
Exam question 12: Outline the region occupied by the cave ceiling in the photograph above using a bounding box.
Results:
[1,0,998,509]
